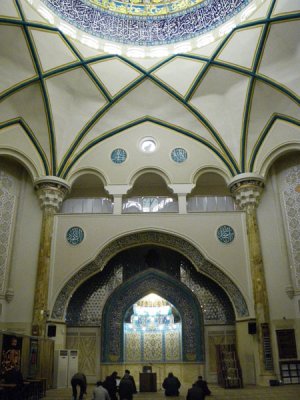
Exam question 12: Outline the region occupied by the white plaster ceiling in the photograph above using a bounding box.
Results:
[0,0,299,182]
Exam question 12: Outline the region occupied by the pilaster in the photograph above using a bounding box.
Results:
[32,177,70,337]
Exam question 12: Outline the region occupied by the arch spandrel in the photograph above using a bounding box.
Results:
[102,269,203,363]
[51,231,249,320]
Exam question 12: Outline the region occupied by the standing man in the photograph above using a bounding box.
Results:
[71,372,87,400]
[119,372,135,400]
[103,371,118,400]
[92,381,110,400]
[125,369,137,393]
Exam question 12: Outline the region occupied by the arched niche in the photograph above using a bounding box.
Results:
[62,171,113,213]
[101,269,204,363]
[127,171,173,197]
[51,231,249,320]
[190,172,231,197]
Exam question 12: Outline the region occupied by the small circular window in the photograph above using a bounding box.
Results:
[140,138,157,153]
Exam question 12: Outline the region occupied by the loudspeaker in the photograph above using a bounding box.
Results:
[47,325,57,337]
[248,322,257,334]
[269,379,280,386]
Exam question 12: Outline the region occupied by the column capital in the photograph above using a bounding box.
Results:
[104,184,132,195]
[228,173,265,211]
[167,183,195,195]
[34,176,70,212]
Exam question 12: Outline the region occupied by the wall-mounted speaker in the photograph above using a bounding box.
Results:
[47,325,57,337]
[248,322,257,334]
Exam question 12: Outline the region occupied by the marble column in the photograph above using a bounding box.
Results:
[229,173,275,383]
[32,177,70,337]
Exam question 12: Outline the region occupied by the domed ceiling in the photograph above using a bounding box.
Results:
[0,0,299,184]
[38,0,253,46]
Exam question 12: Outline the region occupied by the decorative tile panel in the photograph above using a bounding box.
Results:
[66,266,123,325]
[0,170,16,295]
[101,269,204,362]
[180,264,235,323]
[283,166,300,288]
[43,0,250,46]
[124,331,141,362]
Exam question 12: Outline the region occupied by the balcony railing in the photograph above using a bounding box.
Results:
[60,195,238,214]
[187,196,238,212]
[61,198,113,214]
[122,196,178,213]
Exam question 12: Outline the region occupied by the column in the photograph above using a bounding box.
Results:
[168,184,195,214]
[105,184,132,215]
[32,177,70,337]
[229,173,276,384]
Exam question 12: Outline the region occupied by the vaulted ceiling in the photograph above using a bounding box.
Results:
[0,0,300,183]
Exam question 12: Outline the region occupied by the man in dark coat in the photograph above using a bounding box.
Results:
[162,372,181,396]
[194,376,211,397]
[125,369,137,393]
[186,384,204,400]
[119,372,135,400]
[103,371,118,400]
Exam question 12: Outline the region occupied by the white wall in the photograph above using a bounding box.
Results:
[49,211,253,316]
[0,158,42,334]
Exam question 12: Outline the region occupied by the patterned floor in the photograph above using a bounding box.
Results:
[46,384,300,399]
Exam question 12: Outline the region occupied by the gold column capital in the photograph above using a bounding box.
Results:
[35,176,70,212]
[228,174,264,212]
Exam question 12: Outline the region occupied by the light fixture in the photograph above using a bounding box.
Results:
[140,138,157,153]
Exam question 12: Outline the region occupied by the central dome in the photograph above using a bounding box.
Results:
[41,0,254,47]
[85,0,206,16]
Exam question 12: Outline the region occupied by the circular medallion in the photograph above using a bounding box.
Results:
[171,148,188,163]
[66,226,85,245]
[111,148,127,164]
[217,225,235,244]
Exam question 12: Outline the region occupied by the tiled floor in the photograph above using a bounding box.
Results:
[46,383,300,399]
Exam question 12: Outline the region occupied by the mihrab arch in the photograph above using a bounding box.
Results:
[102,268,203,363]
[51,231,249,319]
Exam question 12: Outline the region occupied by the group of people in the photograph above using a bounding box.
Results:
[72,371,210,400]
[71,370,137,400]
[162,373,211,400]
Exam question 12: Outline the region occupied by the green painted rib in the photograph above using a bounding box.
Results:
[61,117,236,178]
[147,74,240,174]
[15,0,57,175]
[250,115,300,172]
[56,74,148,176]
[0,77,40,102]
[1,0,299,179]
[241,0,277,172]
[0,118,49,175]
